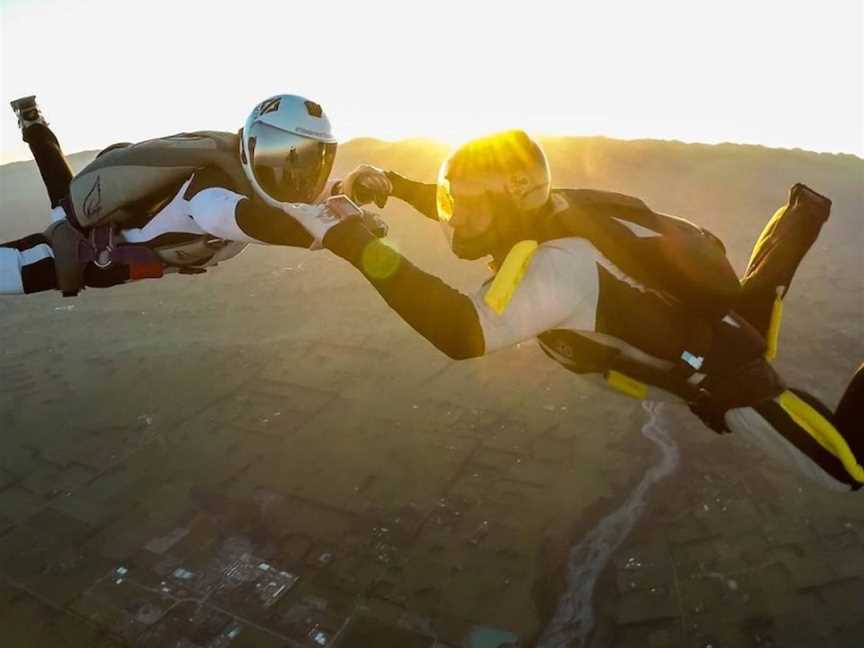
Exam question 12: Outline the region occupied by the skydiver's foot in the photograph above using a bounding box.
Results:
[10,95,49,132]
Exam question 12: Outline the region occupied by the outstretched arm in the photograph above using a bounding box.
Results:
[384,172,439,221]
[322,220,577,359]
[339,165,440,222]
[233,199,313,247]
[186,171,386,248]
[324,219,484,358]
[181,169,314,247]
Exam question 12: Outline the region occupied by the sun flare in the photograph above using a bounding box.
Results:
[0,0,861,164]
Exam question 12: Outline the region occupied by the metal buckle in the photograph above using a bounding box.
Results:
[681,350,704,370]
[94,247,113,268]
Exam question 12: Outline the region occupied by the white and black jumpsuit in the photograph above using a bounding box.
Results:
[319,173,864,493]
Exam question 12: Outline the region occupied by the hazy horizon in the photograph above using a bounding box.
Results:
[2,131,862,171]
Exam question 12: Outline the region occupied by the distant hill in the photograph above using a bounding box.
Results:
[2,136,861,394]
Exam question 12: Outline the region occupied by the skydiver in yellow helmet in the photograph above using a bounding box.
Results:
[282,130,863,493]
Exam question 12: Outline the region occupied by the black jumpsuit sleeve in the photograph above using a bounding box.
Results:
[385,172,439,222]
[234,199,314,248]
[184,167,314,248]
[324,219,485,359]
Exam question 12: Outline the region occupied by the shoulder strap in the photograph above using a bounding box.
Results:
[483,240,538,314]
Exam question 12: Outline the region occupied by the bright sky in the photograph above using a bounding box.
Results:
[1,0,861,163]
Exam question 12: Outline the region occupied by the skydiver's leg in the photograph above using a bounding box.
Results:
[835,364,864,456]
[783,376,862,482]
[11,96,73,208]
[724,401,860,492]
[0,234,55,294]
[0,234,129,295]
[736,184,830,336]
[23,123,74,209]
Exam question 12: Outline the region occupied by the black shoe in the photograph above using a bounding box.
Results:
[10,95,49,130]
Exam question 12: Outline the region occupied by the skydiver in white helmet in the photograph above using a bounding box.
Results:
[283,130,863,493]
[1,94,384,297]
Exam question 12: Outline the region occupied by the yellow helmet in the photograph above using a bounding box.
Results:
[437,130,551,260]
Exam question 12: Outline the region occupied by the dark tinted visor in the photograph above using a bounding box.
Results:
[249,122,336,203]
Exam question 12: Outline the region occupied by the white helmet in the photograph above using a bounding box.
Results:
[240,95,337,207]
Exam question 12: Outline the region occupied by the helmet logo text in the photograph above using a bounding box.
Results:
[256,97,282,117]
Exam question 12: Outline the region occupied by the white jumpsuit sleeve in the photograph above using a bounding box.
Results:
[188,187,267,244]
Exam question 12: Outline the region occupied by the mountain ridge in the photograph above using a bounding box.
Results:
[2,134,861,173]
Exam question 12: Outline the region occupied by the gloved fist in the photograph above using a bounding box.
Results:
[281,196,388,249]
[341,164,392,208]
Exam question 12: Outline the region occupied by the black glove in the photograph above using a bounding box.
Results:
[342,165,392,209]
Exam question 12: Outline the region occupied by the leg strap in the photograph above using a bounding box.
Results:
[42,219,166,297]
[42,219,88,297]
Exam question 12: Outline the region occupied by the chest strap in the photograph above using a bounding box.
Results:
[484,240,538,314]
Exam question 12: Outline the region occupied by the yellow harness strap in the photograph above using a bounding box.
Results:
[605,370,648,400]
[764,289,784,361]
[484,240,539,315]
[777,390,864,484]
